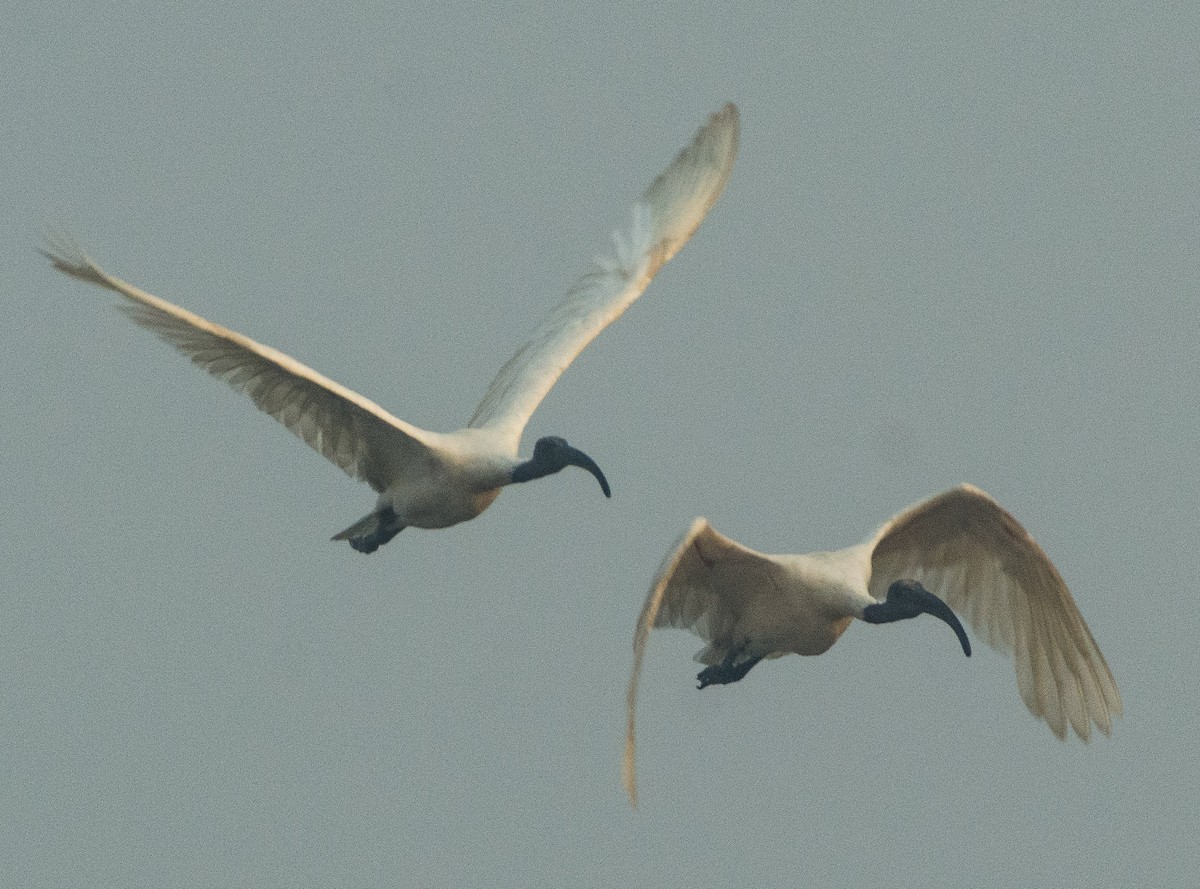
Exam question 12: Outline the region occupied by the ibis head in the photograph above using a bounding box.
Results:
[861,579,972,657]
[510,436,611,497]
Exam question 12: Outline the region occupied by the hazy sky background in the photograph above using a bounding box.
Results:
[3,2,1197,887]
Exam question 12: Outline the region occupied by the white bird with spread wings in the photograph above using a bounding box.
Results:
[45,103,739,553]
[624,484,1121,804]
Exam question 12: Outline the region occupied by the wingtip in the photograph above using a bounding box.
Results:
[39,228,82,267]
[39,230,105,285]
[622,739,639,808]
[704,102,740,161]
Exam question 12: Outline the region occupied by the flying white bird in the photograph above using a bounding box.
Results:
[43,104,739,553]
[623,484,1121,804]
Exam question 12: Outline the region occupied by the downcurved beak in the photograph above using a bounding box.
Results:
[921,595,972,657]
[563,445,611,498]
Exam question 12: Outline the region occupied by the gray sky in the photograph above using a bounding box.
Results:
[4,2,1197,887]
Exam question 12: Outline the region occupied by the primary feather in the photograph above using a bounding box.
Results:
[867,485,1122,740]
[41,234,436,492]
[468,103,740,445]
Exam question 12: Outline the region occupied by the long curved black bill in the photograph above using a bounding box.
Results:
[563,445,611,498]
[922,595,972,657]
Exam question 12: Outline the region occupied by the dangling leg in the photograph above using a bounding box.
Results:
[697,641,763,689]
[331,506,404,554]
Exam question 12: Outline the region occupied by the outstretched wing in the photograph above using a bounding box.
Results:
[468,103,740,446]
[623,517,780,806]
[868,484,1122,740]
[43,238,441,492]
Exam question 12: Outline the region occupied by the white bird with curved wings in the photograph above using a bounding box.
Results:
[623,484,1121,804]
[44,104,739,553]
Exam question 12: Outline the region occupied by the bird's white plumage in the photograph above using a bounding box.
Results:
[41,238,439,493]
[623,484,1121,805]
[468,103,739,446]
[866,485,1121,741]
[43,103,739,538]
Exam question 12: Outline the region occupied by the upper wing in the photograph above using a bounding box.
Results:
[43,238,440,492]
[867,484,1122,740]
[468,103,739,445]
[623,517,780,805]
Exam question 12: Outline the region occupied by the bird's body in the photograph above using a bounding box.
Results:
[44,104,739,551]
[690,549,853,658]
[624,484,1122,804]
[360,428,509,529]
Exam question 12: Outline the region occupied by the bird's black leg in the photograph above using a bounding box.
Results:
[697,643,763,689]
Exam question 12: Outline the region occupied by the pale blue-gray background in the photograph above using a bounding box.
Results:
[3,2,1196,886]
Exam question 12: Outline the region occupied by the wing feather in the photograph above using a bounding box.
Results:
[867,484,1121,740]
[469,103,739,444]
[43,237,439,492]
[623,517,777,805]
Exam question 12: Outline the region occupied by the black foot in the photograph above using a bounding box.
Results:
[348,508,403,554]
[697,651,762,689]
[349,535,382,554]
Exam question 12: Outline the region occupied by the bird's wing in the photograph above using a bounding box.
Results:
[623,517,779,805]
[468,103,739,445]
[867,484,1122,740]
[43,238,441,493]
